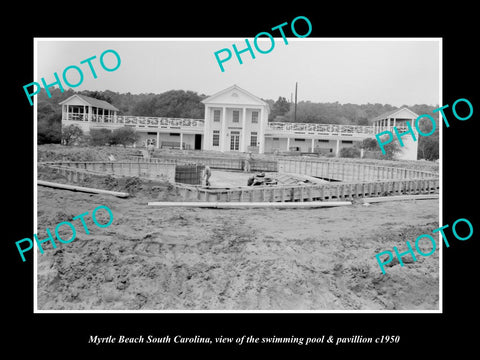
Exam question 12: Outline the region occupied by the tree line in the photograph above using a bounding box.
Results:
[37,88,439,160]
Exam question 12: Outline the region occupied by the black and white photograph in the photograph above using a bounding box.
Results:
[33,38,441,312]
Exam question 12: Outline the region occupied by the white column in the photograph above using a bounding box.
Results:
[241,107,247,152]
[204,106,210,151]
[180,132,184,150]
[335,139,340,157]
[393,117,396,128]
[220,106,227,152]
[258,107,265,154]
[311,138,315,153]
[286,137,290,151]
[156,131,160,149]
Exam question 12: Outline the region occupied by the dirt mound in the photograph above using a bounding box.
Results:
[38,144,142,162]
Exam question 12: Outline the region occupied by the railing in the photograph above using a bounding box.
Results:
[63,113,205,129]
[62,114,406,137]
[267,122,375,136]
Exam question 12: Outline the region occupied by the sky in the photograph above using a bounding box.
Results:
[36,38,440,107]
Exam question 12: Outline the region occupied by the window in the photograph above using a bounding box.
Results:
[294,138,306,142]
[318,139,329,143]
[212,130,220,146]
[170,133,180,136]
[230,131,240,150]
[342,140,353,144]
[251,111,258,124]
[272,137,279,141]
[232,110,240,123]
[213,110,220,122]
[250,132,258,147]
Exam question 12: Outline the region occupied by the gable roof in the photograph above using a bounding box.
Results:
[59,94,119,111]
[371,107,419,122]
[201,84,269,108]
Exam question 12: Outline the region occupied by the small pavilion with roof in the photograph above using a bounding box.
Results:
[59,94,119,124]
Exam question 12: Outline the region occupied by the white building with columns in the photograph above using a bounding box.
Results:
[201,84,269,154]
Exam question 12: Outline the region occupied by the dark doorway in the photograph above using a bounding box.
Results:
[194,134,202,150]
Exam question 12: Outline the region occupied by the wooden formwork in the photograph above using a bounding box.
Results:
[140,156,277,171]
[277,158,438,182]
[39,161,176,182]
[175,177,440,203]
[39,157,439,203]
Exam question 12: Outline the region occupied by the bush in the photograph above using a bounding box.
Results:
[110,127,139,147]
[340,147,361,158]
[38,121,62,144]
[61,125,84,145]
[359,136,400,160]
[88,128,112,146]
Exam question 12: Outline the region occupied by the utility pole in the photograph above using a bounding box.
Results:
[294,82,298,122]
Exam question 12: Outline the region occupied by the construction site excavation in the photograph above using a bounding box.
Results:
[37,145,440,311]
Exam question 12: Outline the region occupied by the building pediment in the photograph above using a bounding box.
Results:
[372,107,419,122]
[202,84,268,107]
[59,94,119,111]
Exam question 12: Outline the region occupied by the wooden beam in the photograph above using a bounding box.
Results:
[147,201,352,208]
[38,180,129,198]
[362,194,438,203]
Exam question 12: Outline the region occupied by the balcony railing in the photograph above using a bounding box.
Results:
[63,113,205,129]
[267,122,375,136]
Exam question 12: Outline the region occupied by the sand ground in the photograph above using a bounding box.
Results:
[36,184,440,311]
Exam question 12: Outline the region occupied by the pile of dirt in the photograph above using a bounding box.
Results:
[38,144,142,162]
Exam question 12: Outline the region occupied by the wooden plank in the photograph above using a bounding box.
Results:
[362,194,438,203]
[148,201,353,208]
[38,180,129,198]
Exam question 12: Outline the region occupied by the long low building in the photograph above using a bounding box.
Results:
[60,85,419,160]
